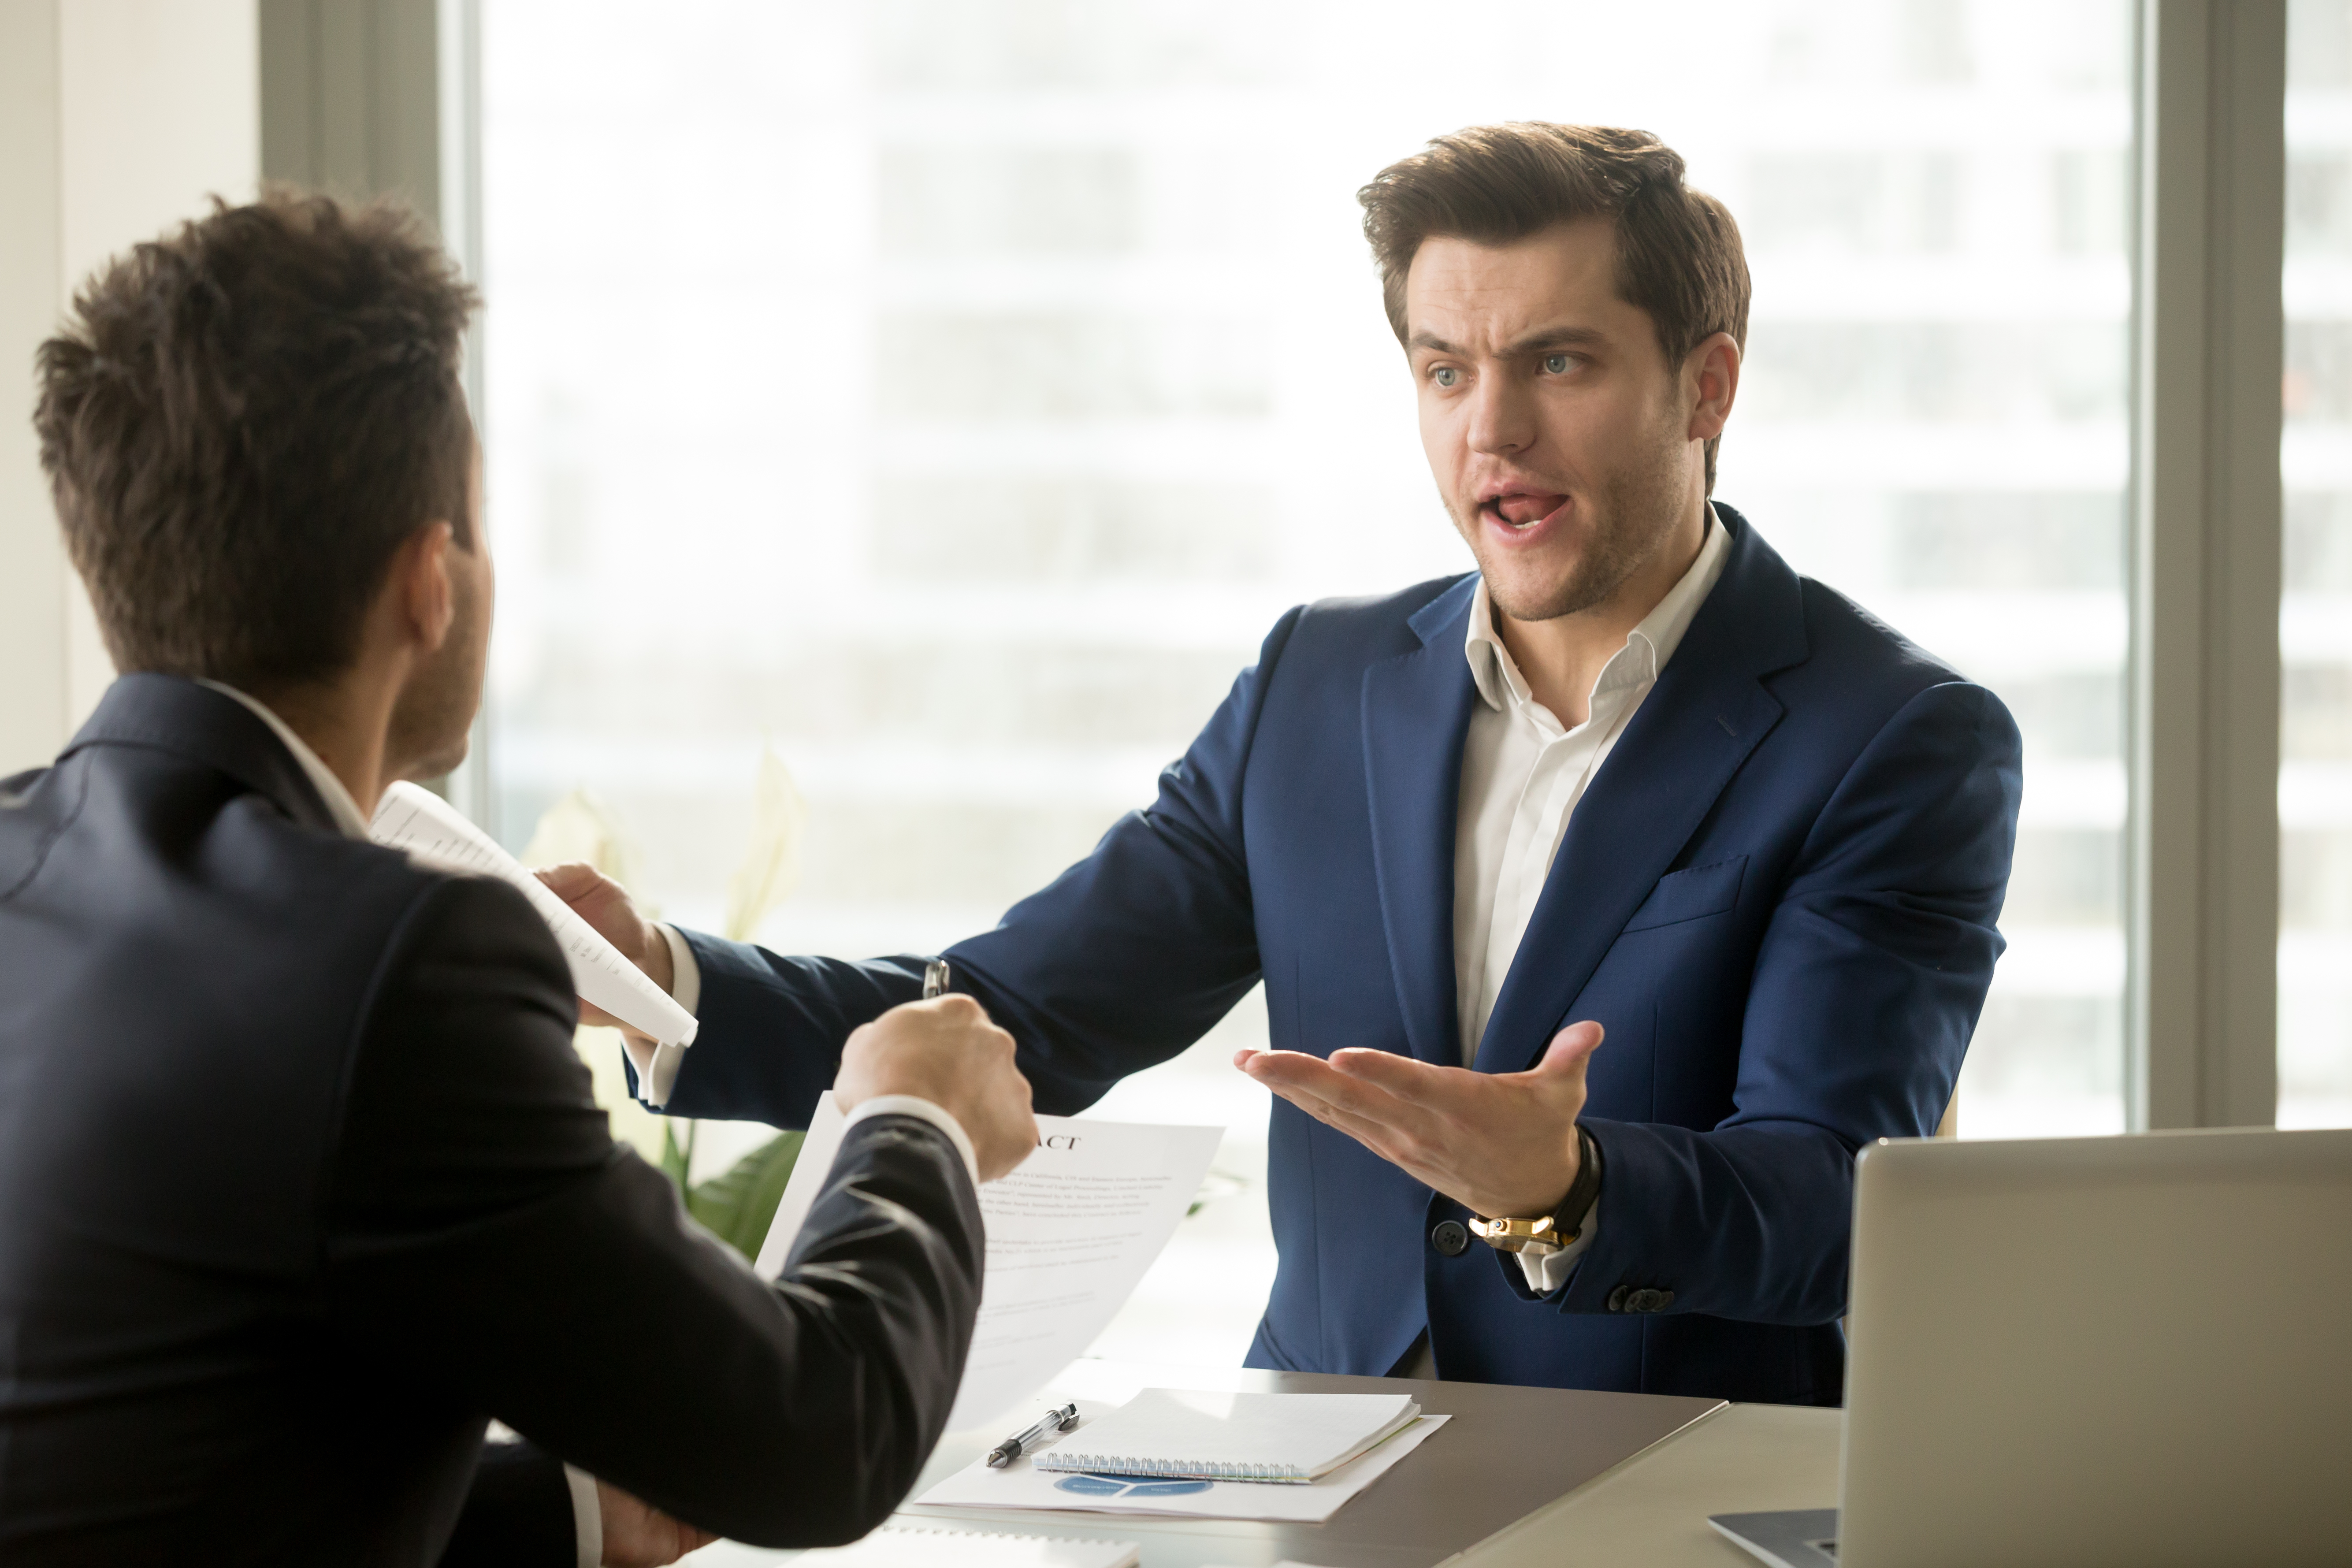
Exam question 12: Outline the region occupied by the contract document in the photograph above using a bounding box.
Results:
[368,781,697,1047]
[756,1093,1221,1430]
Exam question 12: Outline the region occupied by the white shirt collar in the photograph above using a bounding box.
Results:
[1464,503,1732,718]
[194,678,374,841]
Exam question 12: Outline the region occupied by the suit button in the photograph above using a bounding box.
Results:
[1430,1220,1470,1257]
[1607,1285,1631,1312]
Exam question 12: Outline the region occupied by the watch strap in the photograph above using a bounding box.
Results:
[1554,1123,1603,1241]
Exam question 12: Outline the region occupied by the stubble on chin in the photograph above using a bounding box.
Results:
[1457,424,1692,626]
[386,594,485,781]
[386,680,474,782]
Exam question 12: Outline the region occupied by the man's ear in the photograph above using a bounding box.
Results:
[396,521,459,654]
[1685,331,1742,443]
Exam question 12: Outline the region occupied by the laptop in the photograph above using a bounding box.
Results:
[1712,1126,2352,1568]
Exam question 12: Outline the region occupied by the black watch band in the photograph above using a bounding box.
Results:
[1553,1125,1604,1242]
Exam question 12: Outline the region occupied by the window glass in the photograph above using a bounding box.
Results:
[2283,0,2352,1131]
[481,0,2135,1361]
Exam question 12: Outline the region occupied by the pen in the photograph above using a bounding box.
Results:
[987,1403,1079,1468]
[922,959,951,1000]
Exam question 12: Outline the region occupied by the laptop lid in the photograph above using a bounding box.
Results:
[1838,1126,2352,1568]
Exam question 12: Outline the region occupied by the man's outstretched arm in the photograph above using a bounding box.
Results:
[329,874,1033,1553]
[548,604,1309,1126]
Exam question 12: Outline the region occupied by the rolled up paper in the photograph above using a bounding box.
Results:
[371,781,698,1048]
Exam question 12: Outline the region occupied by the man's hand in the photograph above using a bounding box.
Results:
[1236,1022,1605,1219]
[596,1478,716,1566]
[836,996,1038,1183]
[535,863,673,1032]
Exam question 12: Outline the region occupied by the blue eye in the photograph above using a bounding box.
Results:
[1432,366,1460,388]
[1543,353,1572,375]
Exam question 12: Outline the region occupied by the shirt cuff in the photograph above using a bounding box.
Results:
[1514,1206,1598,1294]
[843,1094,981,1187]
[661,923,702,1014]
[563,1464,601,1568]
[626,926,703,1109]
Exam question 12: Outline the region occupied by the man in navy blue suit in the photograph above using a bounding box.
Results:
[554,123,2020,1405]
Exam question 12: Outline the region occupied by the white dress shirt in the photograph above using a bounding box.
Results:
[199,680,609,1567]
[625,928,702,1109]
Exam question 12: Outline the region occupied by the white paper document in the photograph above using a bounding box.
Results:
[917,1401,1451,1523]
[368,781,697,1047]
[755,1094,1222,1430]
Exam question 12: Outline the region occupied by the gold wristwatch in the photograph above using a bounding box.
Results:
[1467,1213,1565,1255]
[1467,1126,1603,1260]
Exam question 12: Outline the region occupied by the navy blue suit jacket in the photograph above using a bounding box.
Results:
[658,505,2021,1405]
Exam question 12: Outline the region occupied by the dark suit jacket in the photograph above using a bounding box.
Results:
[0,675,985,1564]
[649,505,2022,1406]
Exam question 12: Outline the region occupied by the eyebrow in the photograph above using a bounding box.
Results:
[1408,324,1609,358]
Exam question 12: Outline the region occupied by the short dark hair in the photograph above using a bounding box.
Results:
[34,190,479,691]
[1358,123,1750,490]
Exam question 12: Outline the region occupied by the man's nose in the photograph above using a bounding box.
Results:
[1465,371,1532,456]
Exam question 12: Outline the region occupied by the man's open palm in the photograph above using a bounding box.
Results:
[1237,1023,1604,1219]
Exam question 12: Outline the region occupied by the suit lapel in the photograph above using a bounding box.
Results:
[1472,508,1811,1074]
[1361,577,1481,1066]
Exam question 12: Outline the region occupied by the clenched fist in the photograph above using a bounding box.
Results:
[836,996,1037,1183]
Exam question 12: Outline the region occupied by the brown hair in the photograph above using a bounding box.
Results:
[1359,123,1750,490]
[35,189,479,692]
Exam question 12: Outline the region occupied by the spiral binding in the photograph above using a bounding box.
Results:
[1032,1452,1310,1483]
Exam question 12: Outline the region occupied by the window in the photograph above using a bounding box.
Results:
[2283,0,2352,1130]
[480,0,2136,1360]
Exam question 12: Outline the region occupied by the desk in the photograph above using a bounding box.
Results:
[1459,1402,1839,1567]
[687,1360,1836,1567]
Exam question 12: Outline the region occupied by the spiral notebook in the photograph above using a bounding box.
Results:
[792,1524,1138,1567]
[1032,1390,1422,1484]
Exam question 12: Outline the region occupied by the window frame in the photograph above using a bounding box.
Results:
[2125,0,2286,1131]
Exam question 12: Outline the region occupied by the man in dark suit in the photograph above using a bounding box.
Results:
[559,124,2022,1406]
[0,193,1037,1565]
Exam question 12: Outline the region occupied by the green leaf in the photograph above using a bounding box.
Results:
[685,1132,807,1262]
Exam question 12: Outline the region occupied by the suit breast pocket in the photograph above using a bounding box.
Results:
[1622,854,1748,933]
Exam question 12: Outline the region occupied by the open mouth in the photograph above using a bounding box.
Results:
[1481,492,1569,531]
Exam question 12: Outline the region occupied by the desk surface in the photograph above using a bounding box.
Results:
[686,1360,1811,1568]
[1458,1401,1840,1567]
